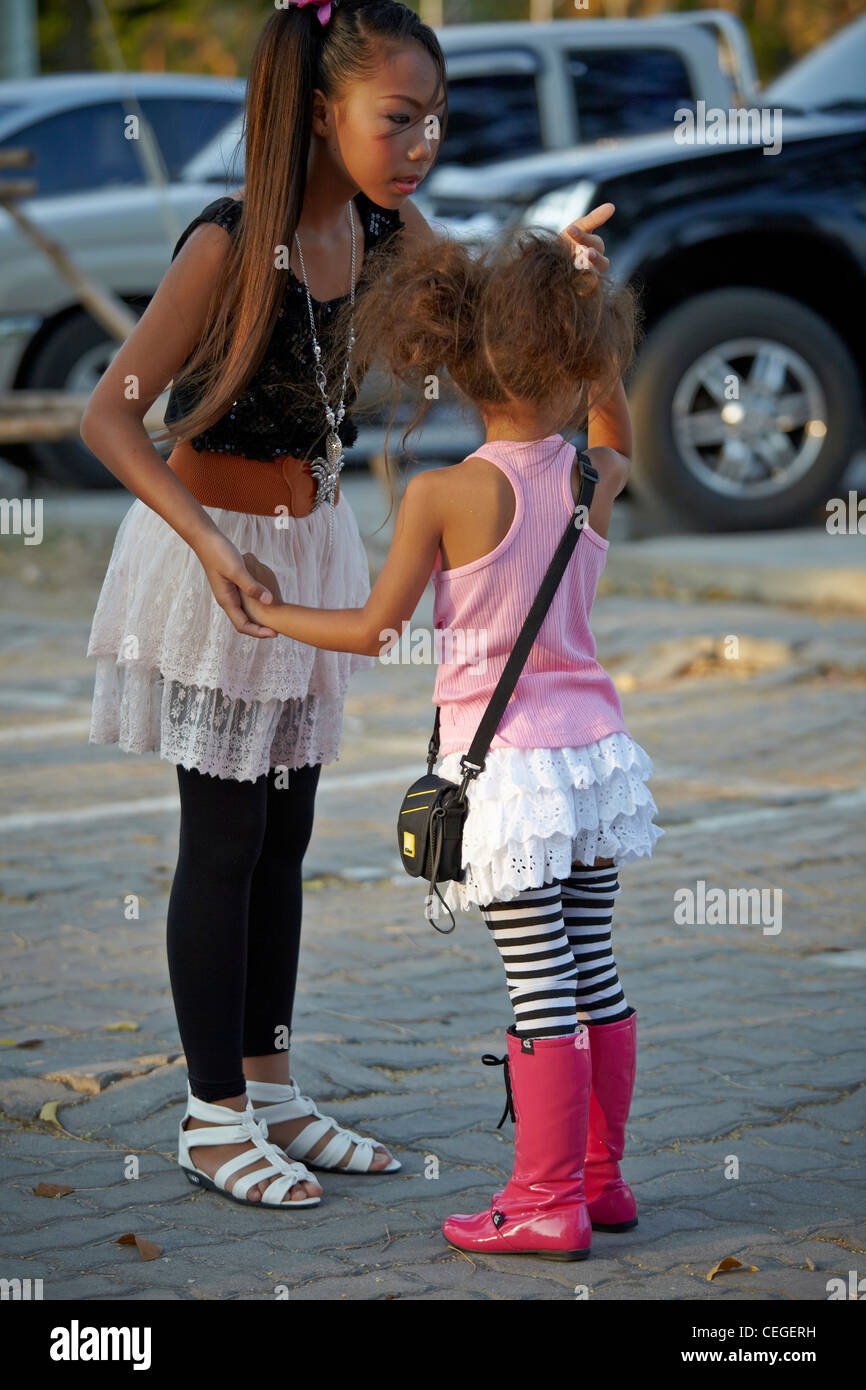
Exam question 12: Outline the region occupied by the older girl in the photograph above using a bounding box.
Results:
[83,0,449,1209]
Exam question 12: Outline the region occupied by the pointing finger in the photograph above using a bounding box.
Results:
[566,201,615,237]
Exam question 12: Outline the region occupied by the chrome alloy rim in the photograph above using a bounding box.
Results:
[671,337,828,498]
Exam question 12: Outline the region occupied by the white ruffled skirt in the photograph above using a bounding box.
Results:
[435,732,664,911]
[86,493,375,782]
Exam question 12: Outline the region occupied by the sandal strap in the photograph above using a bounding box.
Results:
[244,1078,383,1173]
[229,1163,308,1203]
[182,1120,258,1148]
[184,1088,253,1125]
[244,1080,303,1103]
[311,1131,378,1172]
[181,1092,315,1196]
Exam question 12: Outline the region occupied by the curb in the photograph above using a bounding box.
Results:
[599,531,866,614]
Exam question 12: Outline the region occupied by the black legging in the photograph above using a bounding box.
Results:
[166,761,321,1102]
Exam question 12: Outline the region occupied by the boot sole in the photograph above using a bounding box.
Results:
[446,1241,591,1261]
[591,1217,638,1232]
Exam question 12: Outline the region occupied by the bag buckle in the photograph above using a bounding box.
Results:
[576,452,599,487]
[459,755,483,779]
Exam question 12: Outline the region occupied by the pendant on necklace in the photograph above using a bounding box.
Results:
[309,431,344,512]
[309,430,344,552]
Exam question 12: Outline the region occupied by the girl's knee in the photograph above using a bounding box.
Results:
[176,770,269,876]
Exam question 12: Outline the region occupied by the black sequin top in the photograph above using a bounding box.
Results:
[163,191,403,461]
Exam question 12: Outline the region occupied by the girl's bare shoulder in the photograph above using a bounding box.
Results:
[425,454,502,498]
[396,197,438,249]
[578,445,630,500]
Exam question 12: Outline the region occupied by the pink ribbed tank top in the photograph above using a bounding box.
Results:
[431,433,629,757]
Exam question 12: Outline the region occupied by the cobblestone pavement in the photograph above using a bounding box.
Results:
[0,492,864,1301]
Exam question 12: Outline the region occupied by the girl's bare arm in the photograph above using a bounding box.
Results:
[242,471,443,655]
[587,377,632,460]
[581,379,633,537]
[80,223,232,551]
[79,223,278,637]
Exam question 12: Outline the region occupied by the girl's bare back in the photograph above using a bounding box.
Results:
[436,446,628,572]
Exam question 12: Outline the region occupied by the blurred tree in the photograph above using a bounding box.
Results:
[39,0,257,75]
[558,0,865,78]
[39,0,96,70]
[34,0,863,83]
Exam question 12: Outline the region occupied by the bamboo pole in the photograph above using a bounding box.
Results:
[0,149,138,342]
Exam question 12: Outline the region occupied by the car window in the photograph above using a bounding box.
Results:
[0,101,141,194]
[138,98,243,179]
[437,72,542,167]
[568,48,696,143]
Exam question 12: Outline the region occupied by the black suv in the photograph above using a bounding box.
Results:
[427,21,866,530]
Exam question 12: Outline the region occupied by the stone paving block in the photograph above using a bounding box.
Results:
[359,1258,580,1298]
[803,1090,866,1133]
[114,1288,184,1300]
[249,1253,357,1287]
[40,1052,183,1096]
[0,1077,88,1121]
[55,1066,187,1135]
[1,1130,102,1166]
[46,1170,196,1216]
[3,1207,231,1262]
[39,1276,144,1301]
[742,1120,854,1152]
[384,1107,499,1146]
[2,591,863,1299]
[403,1287,490,1300]
[409,1131,514,1174]
[642,1100,762,1139]
[255,1268,435,1299]
[303,1091,440,1124]
[297,1206,431,1253]
[630,1091,703,1120]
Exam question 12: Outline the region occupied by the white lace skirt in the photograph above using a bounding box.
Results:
[435,732,664,911]
[86,493,375,782]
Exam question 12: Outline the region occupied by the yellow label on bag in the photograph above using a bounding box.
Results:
[403,831,416,857]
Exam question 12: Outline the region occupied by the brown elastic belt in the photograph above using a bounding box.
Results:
[166,438,339,517]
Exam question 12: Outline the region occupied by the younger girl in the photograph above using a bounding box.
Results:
[240,223,664,1258]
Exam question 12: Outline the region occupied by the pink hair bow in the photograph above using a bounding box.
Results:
[287,0,336,25]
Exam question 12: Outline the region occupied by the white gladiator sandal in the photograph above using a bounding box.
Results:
[245,1078,401,1174]
[178,1085,321,1207]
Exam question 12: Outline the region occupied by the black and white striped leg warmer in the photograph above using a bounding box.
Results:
[561,865,632,1025]
[480,884,579,1038]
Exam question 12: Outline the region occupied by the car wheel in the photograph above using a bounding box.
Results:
[22,300,149,489]
[629,288,862,530]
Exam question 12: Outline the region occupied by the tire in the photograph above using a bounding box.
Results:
[22,300,149,489]
[629,288,863,531]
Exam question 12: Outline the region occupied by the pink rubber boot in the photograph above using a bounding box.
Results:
[584,1010,639,1231]
[442,1025,593,1261]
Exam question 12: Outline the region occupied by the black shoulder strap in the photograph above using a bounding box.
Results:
[427,450,599,778]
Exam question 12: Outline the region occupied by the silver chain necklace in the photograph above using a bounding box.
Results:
[294,200,356,552]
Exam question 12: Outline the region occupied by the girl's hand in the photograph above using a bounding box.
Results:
[194,531,278,638]
[242,551,283,604]
[560,201,614,276]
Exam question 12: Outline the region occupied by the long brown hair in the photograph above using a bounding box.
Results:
[151,1,447,450]
[339,224,639,497]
